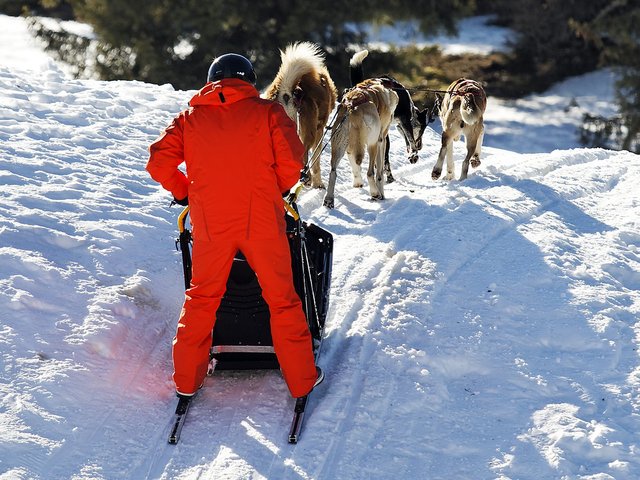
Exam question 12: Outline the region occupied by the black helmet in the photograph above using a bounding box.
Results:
[207,53,256,85]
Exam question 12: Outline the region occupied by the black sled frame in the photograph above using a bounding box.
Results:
[175,203,332,370]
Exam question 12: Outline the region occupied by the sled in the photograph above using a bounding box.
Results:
[175,201,332,370]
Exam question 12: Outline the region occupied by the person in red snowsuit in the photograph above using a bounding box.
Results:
[146,54,321,399]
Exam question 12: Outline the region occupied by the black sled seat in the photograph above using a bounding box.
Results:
[176,205,332,370]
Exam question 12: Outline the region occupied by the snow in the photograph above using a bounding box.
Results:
[2,13,640,480]
[361,15,513,54]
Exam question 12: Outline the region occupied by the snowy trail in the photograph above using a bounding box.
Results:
[292,144,640,479]
[2,56,640,479]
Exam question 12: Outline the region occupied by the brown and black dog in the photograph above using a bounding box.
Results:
[432,78,487,181]
[323,79,399,209]
[263,42,337,188]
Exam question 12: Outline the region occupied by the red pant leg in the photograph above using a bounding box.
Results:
[239,234,317,398]
[173,238,236,395]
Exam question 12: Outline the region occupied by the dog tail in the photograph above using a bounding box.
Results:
[460,96,482,125]
[349,50,369,87]
[275,42,326,95]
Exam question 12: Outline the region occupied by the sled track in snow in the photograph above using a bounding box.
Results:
[313,249,423,479]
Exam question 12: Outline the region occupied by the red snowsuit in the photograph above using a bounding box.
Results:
[146,78,317,398]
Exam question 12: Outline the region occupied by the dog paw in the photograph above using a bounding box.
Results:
[431,169,441,180]
[323,197,334,209]
[444,173,455,181]
[353,182,364,188]
[470,159,481,168]
[371,194,384,201]
[408,153,419,164]
[386,175,395,184]
[312,181,326,189]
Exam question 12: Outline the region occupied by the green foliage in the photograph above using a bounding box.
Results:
[27,16,92,77]
[28,0,473,91]
[480,0,640,152]
[578,113,625,150]
[489,0,609,88]
[572,0,640,152]
[0,0,39,16]
[355,0,475,34]
[0,0,73,19]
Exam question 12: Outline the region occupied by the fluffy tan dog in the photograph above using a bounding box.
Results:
[263,42,337,188]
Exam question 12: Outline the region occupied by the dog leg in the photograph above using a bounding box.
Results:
[376,141,385,199]
[301,150,312,186]
[367,143,384,200]
[405,136,420,164]
[397,111,417,164]
[349,151,365,188]
[323,113,349,208]
[460,133,479,180]
[383,135,395,183]
[398,119,419,165]
[432,135,448,180]
[444,141,455,180]
[323,170,338,209]
[460,156,471,180]
[460,124,484,180]
[309,144,325,189]
[470,126,484,169]
[301,120,325,189]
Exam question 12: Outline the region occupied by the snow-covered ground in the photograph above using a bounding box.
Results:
[1,13,640,480]
[362,15,513,55]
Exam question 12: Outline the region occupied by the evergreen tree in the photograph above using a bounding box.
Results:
[496,0,608,88]
[573,0,640,152]
[0,0,73,19]
[27,0,473,91]
[479,0,639,152]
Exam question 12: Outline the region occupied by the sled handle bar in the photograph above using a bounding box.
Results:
[178,206,190,233]
[284,181,304,221]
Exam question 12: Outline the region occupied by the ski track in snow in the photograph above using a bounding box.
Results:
[2,39,640,480]
[293,140,639,479]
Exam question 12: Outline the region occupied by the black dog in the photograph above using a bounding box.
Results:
[349,50,428,183]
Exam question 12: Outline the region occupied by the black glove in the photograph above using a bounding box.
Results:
[172,196,188,206]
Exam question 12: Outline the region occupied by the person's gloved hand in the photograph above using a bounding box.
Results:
[172,196,188,206]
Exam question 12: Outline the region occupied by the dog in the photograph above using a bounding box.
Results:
[349,50,428,183]
[263,42,338,188]
[323,78,399,209]
[432,78,487,181]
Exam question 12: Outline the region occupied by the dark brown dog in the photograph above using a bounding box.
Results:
[264,42,338,188]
